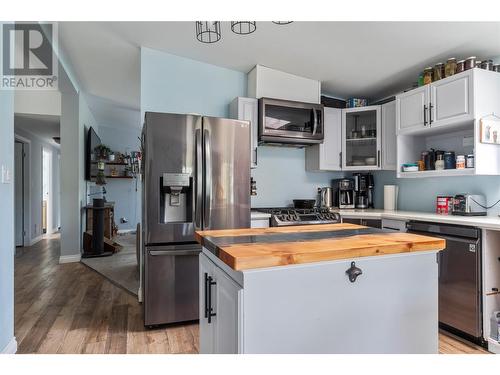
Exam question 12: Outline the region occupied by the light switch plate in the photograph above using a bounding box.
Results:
[1,165,12,184]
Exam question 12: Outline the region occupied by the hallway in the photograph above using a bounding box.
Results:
[14,237,487,354]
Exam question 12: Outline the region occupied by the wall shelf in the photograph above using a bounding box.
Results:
[91,175,134,179]
[91,161,128,166]
[398,168,475,178]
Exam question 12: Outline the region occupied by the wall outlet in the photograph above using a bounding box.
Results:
[1,165,12,184]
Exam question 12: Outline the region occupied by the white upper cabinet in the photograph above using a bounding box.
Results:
[247,65,321,104]
[342,106,381,171]
[396,85,429,134]
[305,107,342,171]
[230,97,258,169]
[381,101,397,170]
[396,69,477,135]
[430,70,473,128]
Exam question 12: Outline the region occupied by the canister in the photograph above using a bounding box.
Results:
[436,196,454,215]
[445,58,457,77]
[456,155,465,169]
[444,151,456,169]
[456,60,465,73]
[466,154,475,168]
[464,56,476,70]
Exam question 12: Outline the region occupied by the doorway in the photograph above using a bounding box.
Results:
[14,140,25,247]
[42,147,52,235]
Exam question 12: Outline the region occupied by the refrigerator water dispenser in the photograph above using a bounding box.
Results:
[161,173,192,223]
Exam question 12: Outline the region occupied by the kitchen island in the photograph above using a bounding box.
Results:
[195,223,445,354]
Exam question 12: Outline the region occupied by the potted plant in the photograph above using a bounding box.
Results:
[94,144,111,161]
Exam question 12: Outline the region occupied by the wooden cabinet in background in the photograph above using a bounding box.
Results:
[85,202,116,239]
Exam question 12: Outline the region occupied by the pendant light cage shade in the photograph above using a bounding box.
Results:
[196,21,221,43]
[231,21,256,35]
[272,21,293,25]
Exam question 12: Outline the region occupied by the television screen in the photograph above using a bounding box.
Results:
[85,126,101,180]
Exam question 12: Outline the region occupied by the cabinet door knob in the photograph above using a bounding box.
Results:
[346,261,363,283]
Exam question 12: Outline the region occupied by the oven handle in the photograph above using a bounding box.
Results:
[312,108,318,135]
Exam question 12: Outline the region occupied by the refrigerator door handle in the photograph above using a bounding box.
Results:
[148,249,200,256]
[204,129,212,229]
[195,129,203,229]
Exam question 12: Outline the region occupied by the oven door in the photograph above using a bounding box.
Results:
[259,98,324,144]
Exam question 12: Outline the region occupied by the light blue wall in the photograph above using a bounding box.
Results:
[141,47,345,208]
[0,88,15,352]
[373,171,500,215]
[140,47,247,118]
[251,147,344,207]
[98,124,142,230]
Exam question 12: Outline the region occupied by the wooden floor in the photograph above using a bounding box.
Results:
[14,236,488,354]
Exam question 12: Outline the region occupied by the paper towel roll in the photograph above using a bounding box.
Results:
[384,185,399,211]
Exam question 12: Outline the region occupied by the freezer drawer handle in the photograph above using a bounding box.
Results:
[207,275,217,323]
[346,261,362,283]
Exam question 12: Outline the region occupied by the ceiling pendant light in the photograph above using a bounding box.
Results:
[272,21,293,25]
[195,21,222,43]
[231,21,256,35]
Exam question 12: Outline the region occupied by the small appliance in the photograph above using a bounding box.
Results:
[452,194,487,216]
[258,97,324,146]
[318,187,333,208]
[353,173,374,209]
[257,207,341,227]
[336,179,355,209]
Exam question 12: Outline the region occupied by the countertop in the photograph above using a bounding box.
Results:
[250,211,272,220]
[195,223,445,271]
[252,207,500,231]
[330,209,500,230]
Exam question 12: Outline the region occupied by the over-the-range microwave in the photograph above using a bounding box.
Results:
[258,97,324,146]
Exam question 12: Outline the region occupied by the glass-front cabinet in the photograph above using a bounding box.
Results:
[342,106,381,170]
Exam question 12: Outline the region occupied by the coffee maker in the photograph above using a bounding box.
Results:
[353,173,374,209]
[335,179,355,209]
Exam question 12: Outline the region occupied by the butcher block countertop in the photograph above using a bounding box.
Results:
[195,223,445,271]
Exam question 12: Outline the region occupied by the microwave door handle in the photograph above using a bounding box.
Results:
[204,129,212,230]
[312,108,318,135]
[195,129,203,229]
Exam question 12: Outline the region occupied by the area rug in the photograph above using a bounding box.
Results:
[81,232,139,296]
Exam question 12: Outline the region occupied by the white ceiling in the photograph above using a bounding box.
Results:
[15,114,61,147]
[59,21,500,121]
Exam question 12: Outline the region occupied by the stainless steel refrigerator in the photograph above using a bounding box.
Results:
[142,112,250,326]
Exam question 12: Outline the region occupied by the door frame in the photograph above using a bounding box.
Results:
[14,134,31,246]
[42,146,53,236]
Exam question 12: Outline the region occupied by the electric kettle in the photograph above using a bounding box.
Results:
[318,187,333,208]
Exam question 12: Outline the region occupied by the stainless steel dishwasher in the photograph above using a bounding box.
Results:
[406,221,483,343]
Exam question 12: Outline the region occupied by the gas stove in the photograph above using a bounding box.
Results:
[256,207,341,227]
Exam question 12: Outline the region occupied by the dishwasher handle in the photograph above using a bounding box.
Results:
[406,221,480,239]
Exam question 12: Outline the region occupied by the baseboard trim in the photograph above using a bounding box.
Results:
[29,235,43,246]
[1,337,17,354]
[59,254,81,264]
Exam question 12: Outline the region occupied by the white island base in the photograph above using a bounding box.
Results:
[199,248,440,354]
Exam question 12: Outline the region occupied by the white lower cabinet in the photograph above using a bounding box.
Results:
[200,249,439,354]
[199,254,241,354]
[250,218,270,228]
